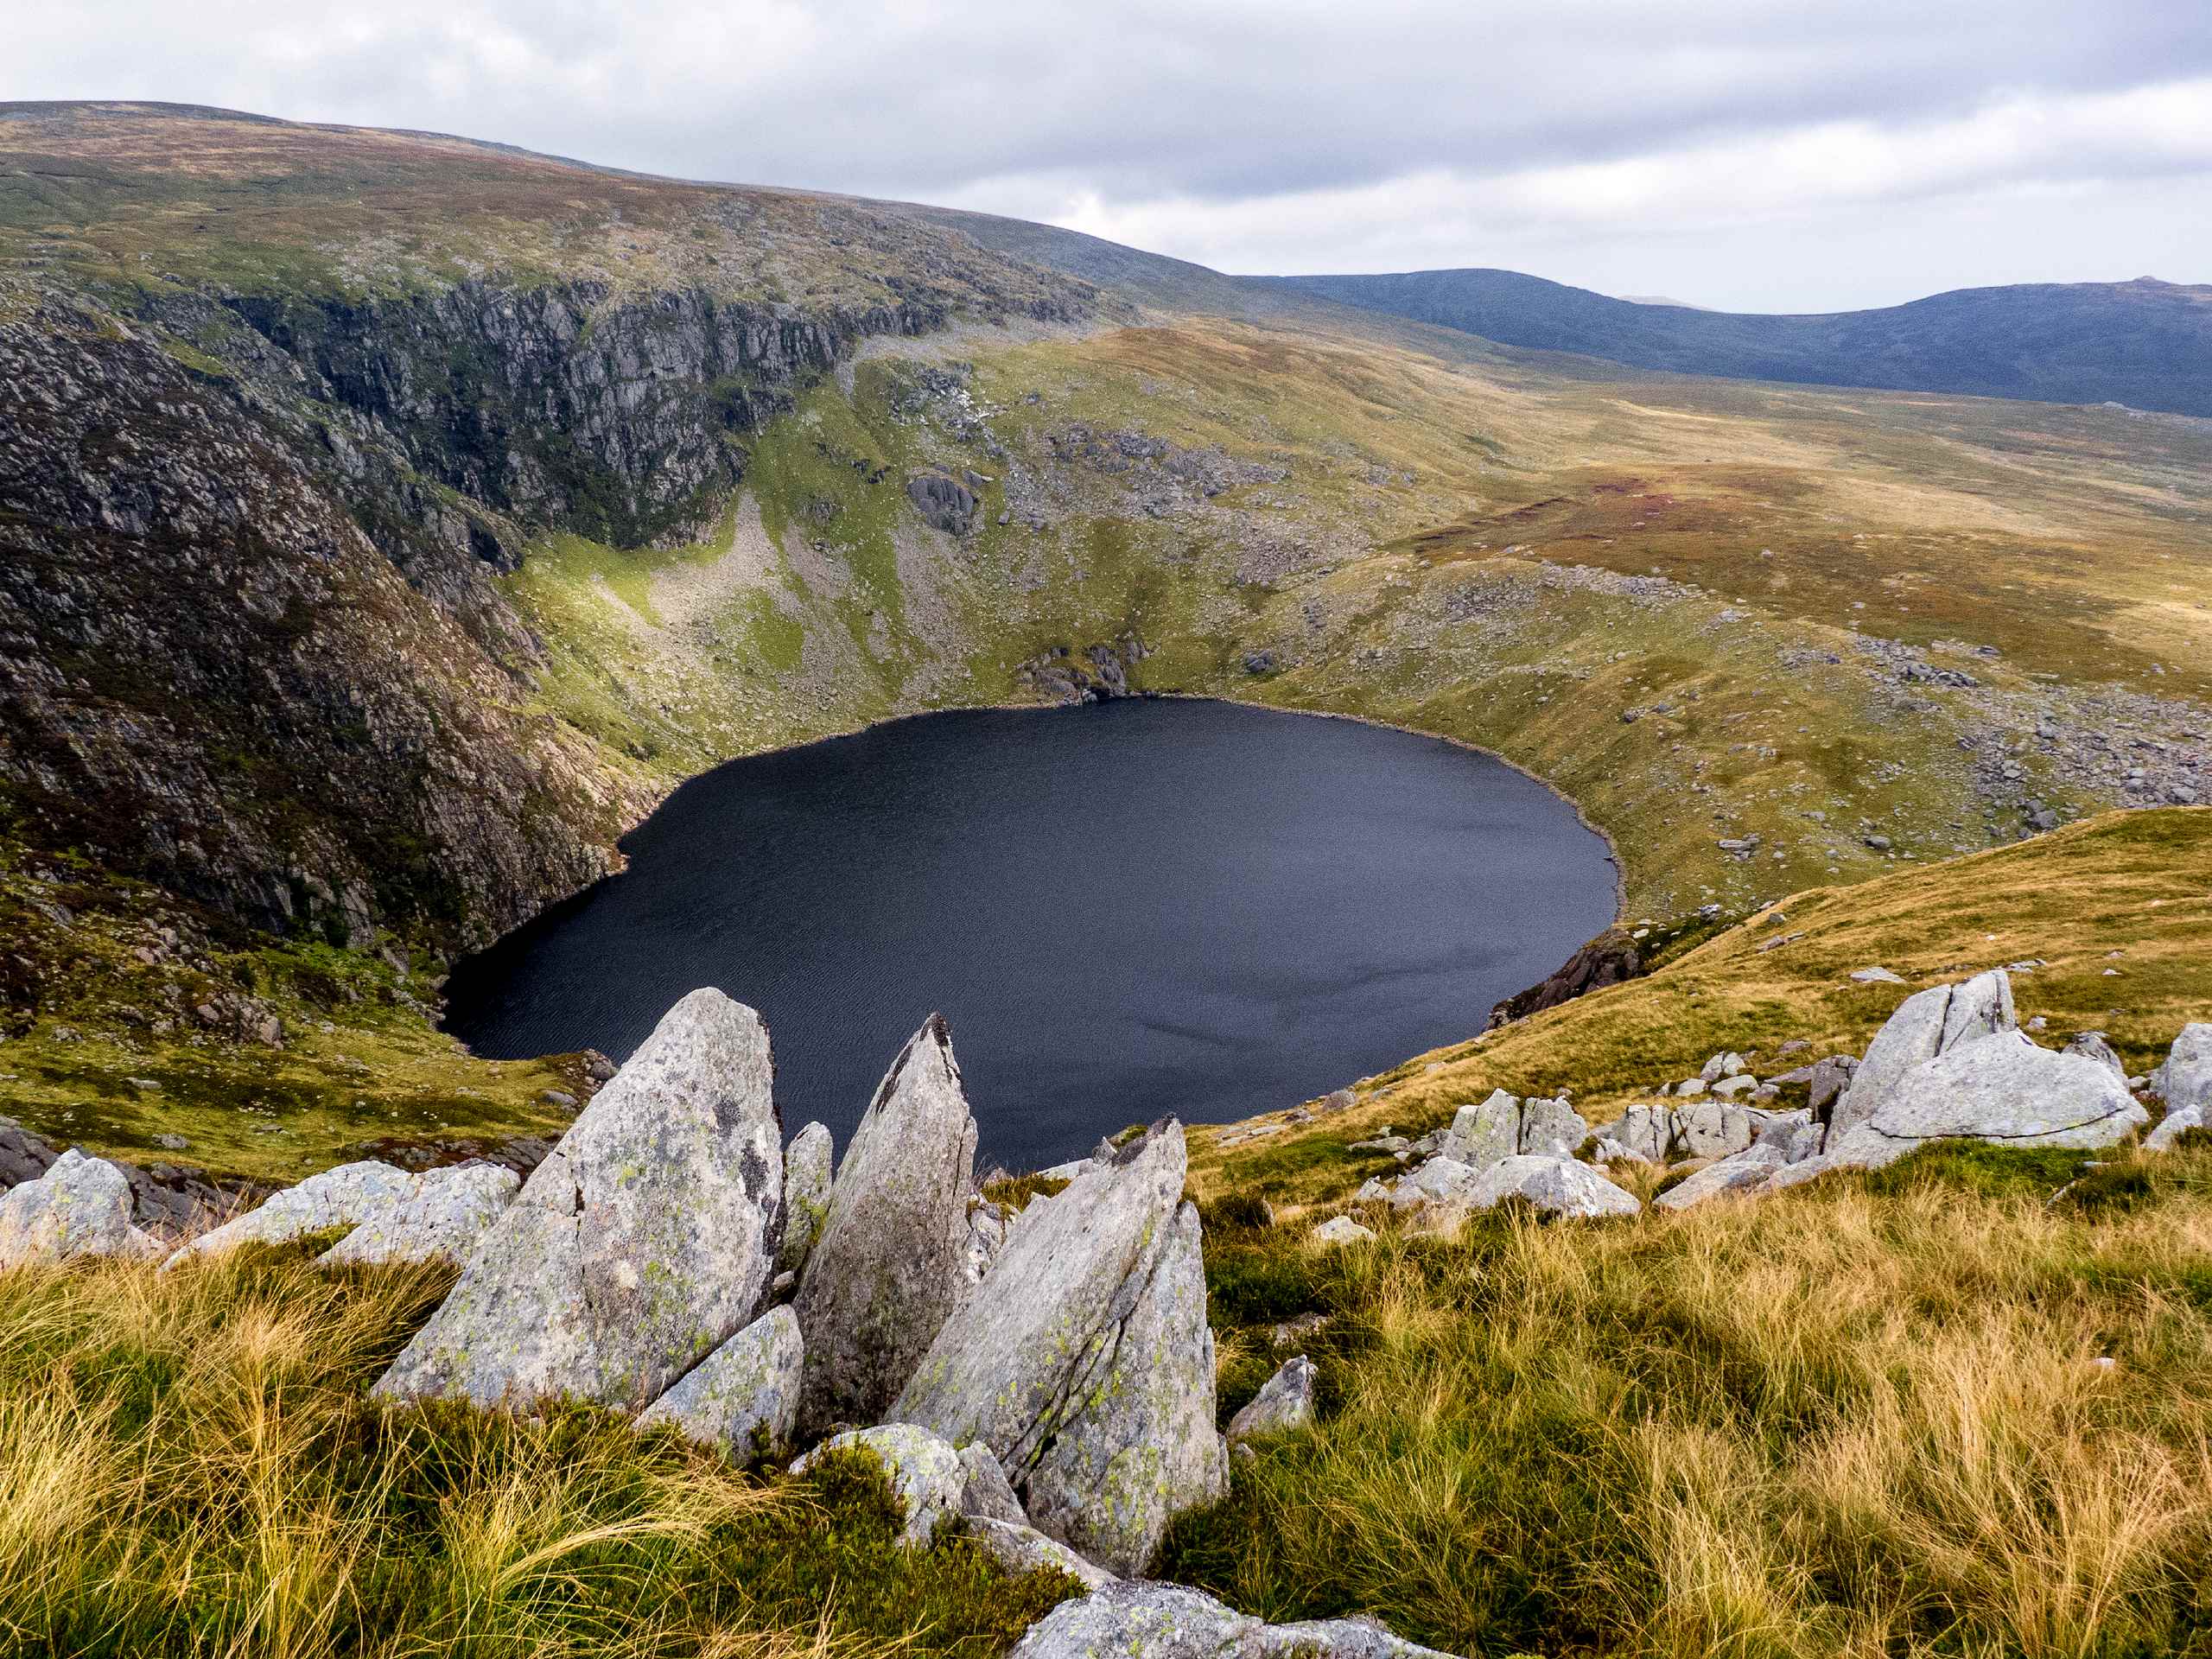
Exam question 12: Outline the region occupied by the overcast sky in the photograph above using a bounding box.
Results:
[11,2,2212,311]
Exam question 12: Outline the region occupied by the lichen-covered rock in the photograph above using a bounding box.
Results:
[958,1440,1029,1524]
[968,1516,1117,1591]
[1941,969,2017,1051]
[892,1121,1225,1576]
[373,988,783,1410]
[793,1423,964,1548]
[635,1305,803,1459]
[317,1162,518,1268]
[1516,1096,1588,1159]
[963,1198,1012,1287]
[2154,1025,2212,1113]
[776,1121,834,1277]
[163,1160,419,1269]
[0,1149,161,1268]
[1438,1090,1517,1170]
[1827,1031,2149,1167]
[794,1015,977,1435]
[1463,1154,1640,1220]
[1674,1100,1758,1160]
[1227,1356,1317,1444]
[1598,1103,1673,1162]
[1007,1580,1453,1659]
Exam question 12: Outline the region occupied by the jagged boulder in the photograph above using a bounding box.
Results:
[317,1163,519,1268]
[2154,1025,2212,1113]
[1825,1032,2148,1167]
[906,469,979,535]
[1599,1103,1674,1162]
[374,988,784,1410]
[1831,969,2016,1138]
[0,1149,161,1268]
[794,1015,978,1435]
[1008,1580,1454,1659]
[1227,1356,1317,1444]
[1389,1156,1483,1211]
[794,1423,966,1548]
[163,1160,418,1268]
[892,1121,1224,1577]
[776,1122,834,1276]
[2061,1032,2127,1078]
[1674,1100,1762,1160]
[635,1305,803,1460]
[1438,1090,1517,1170]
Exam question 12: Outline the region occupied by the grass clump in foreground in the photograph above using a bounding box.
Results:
[0,1248,1072,1658]
[1169,1140,2212,1658]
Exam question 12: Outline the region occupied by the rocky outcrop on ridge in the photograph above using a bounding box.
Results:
[793,1015,979,1435]
[1487,929,1642,1027]
[893,1121,1226,1576]
[374,988,784,1409]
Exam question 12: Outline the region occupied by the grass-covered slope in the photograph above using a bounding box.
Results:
[1179,1134,2212,1656]
[1257,266,2212,417]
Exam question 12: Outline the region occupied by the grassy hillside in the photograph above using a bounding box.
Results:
[1258,267,2212,417]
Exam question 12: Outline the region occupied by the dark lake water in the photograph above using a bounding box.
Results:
[444,700,1617,1171]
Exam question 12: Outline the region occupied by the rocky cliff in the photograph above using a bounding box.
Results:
[0,105,1096,951]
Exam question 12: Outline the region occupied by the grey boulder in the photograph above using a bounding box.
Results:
[1517,1096,1588,1159]
[1438,1090,1517,1170]
[1227,1356,1317,1444]
[1008,1581,1453,1659]
[374,988,785,1410]
[1463,1154,1640,1220]
[635,1304,803,1460]
[164,1160,417,1268]
[958,1440,1029,1523]
[317,1163,519,1268]
[1831,969,2017,1138]
[892,1121,1225,1577]
[0,1149,161,1268]
[1309,1215,1376,1247]
[2144,1105,2205,1153]
[968,1516,1117,1590]
[2061,1032,2127,1078]
[1653,1144,1788,1211]
[777,1121,834,1276]
[794,1422,964,1548]
[1827,1031,2149,1168]
[794,1015,978,1435]
[1389,1156,1483,1212]
[2153,1025,2212,1113]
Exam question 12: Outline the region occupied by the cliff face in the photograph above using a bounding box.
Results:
[0,244,1089,951]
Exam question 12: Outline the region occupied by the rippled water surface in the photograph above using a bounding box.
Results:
[445,700,1616,1169]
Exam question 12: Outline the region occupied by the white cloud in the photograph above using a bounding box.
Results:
[8,1,2210,308]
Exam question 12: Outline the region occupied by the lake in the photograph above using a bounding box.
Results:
[443,699,1617,1170]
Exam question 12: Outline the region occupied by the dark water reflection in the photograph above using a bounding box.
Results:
[445,700,1616,1170]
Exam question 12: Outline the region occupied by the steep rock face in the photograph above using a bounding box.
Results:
[0,297,648,947]
[374,988,783,1410]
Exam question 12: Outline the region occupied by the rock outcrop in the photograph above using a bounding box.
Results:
[794,1015,978,1435]
[635,1305,804,1461]
[374,988,783,1410]
[1488,930,1642,1027]
[2155,1025,2212,1114]
[892,1121,1225,1576]
[1831,970,2015,1139]
[0,1148,161,1268]
[1825,1032,2147,1166]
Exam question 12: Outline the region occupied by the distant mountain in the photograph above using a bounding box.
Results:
[1249,268,2212,416]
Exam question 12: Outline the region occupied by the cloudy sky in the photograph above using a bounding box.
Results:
[11,2,2212,311]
